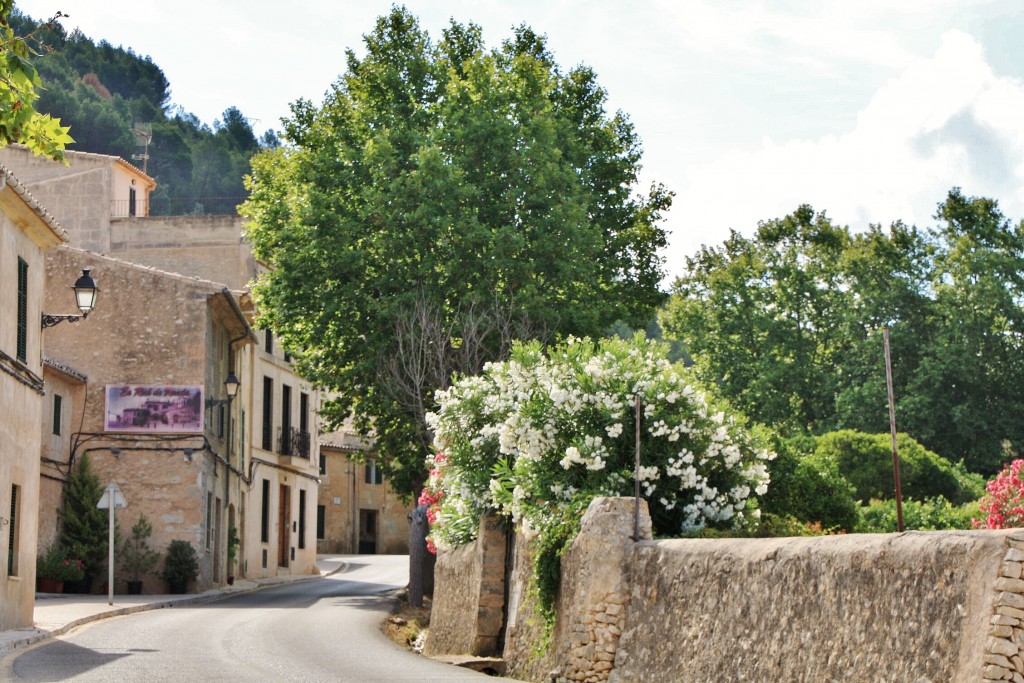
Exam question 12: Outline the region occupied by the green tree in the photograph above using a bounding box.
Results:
[242,7,672,496]
[57,452,109,576]
[0,2,72,160]
[663,206,851,434]
[904,190,1024,472]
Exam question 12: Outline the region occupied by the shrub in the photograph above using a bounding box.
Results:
[159,540,199,586]
[119,514,161,582]
[976,459,1024,529]
[760,438,859,532]
[856,496,980,532]
[424,335,774,624]
[36,545,86,582]
[813,430,983,504]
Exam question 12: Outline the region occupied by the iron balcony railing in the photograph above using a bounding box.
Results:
[277,427,310,459]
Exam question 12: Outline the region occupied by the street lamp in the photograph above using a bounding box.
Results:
[42,269,99,329]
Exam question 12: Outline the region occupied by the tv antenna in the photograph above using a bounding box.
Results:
[132,123,152,175]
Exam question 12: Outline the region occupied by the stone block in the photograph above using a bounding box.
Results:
[996,578,1024,594]
[1006,563,1024,580]
[984,664,1010,679]
[998,593,1024,610]
[987,654,1015,668]
[1002,606,1024,620]
[991,637,1019,658]
[1008,548,1024,563]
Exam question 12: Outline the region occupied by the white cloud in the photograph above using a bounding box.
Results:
[666,29,1024,276]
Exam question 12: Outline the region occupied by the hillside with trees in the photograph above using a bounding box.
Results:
[10,9,275,214]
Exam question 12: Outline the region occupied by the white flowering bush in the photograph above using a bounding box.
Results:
[424,335,774,551]
[423,335,774,632]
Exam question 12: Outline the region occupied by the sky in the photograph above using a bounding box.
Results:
[14,0,1024,282]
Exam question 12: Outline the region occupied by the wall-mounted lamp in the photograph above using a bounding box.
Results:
[42,269,99,329]
[110,447,121,458]
[183,448,195,464]
[206,371,241,408]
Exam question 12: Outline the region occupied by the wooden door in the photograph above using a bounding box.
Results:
[278,484,290,567]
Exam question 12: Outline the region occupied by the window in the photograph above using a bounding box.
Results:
[128,187,137,216]
[240,410,246,468]
[260,479,270,543]
[205,492,214,549]
[365,461,383,485]
[319,453,326,475]
[281,385,292,454]
[53,394,63,435]
[17,257,28,363]
[217,404,226,438]
[298,490,307,550]
[299,392,309,434]
[262,377,273,451]
[264,329,273,354]
[7,485,19,576]
[317,505,326,540]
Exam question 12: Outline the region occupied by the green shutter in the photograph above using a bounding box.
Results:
[17,258,28,363]
[7,485,17,576]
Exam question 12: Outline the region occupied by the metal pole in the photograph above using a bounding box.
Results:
[883,327,904,532]
[634,394,641,541]
[107,482,115,605]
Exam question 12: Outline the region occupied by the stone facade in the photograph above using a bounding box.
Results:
[38,359,87,553]
[317,430,412,555]
[429,497,1024,683]
[0,146,322,590]
[0,165,68,629]
[42,247,253,593]
[107,215,255,290]
[0,146,156,253]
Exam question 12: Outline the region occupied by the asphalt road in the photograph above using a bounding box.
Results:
[2,555,506,682]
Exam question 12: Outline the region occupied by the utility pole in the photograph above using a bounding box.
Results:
[883,327,905,532]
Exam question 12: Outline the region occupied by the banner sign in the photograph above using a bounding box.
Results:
[104,385,204,433]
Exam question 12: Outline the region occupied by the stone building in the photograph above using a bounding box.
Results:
[42,246,254,592]
[0,145,157,253]
[0,165,69,629]
[318,430,411,555]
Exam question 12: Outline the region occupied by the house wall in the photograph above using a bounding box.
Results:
[0,180,63,628]
[239,330,319,579]
[317,446,412,555]
[41,248,247,593]
[38,364,86,553]
[429,497,1021,683]
[0,146,116,253]
[108,215,255,290]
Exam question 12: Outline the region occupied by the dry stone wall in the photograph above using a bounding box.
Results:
[428,497,1024,682]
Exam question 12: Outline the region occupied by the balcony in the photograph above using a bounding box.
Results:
[277,427,311,470]
[110,199,151,217]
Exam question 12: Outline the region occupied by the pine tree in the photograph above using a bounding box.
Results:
[58,452,110,575]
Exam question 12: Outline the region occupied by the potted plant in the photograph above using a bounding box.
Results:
[159,540,199,594]
[120,514,161,594]
[226,525,240,585]
[36,544,85,594]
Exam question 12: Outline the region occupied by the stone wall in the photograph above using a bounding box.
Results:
[428,497,1024,682]
[424,515,508,657]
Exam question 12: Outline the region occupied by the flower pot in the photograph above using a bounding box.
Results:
[63,574,94,594]
[127,580,143,595]
[226,576,234,586]
[168,580,187,594]
[38,577,63,594]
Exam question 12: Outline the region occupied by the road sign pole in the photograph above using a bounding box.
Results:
[108,482,115,605]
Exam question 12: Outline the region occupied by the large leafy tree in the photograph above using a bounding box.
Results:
[0,2,72,160]
[242,8,672,495]
[663,190,1024,474]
